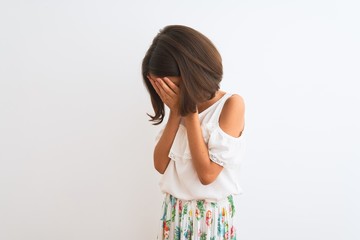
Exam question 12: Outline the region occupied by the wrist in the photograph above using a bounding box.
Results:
[184,110,198,122]
[169,110,181,121]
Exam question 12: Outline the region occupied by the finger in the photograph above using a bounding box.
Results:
[149,77,167,103]
[156,78,176,98]
[162,77,180,95]
[147,75,169,104]
[147,75,162,97]
[155,78,168,101]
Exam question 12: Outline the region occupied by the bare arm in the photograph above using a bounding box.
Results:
[184,94,245,185]
[147,75,181,174]
[153,112,181,173]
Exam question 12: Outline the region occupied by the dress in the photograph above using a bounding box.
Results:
[156,92,246,240]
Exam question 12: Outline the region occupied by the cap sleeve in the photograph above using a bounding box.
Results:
[207,124,245,167]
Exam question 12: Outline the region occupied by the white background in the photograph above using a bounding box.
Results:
[0,0,359,239]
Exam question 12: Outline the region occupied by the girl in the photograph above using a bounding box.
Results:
[142,25,246,240]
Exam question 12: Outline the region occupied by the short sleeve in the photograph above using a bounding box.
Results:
[207,124,245,167]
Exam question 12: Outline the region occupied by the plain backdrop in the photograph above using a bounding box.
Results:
[0,0,359,239]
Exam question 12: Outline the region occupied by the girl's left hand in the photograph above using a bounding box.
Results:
[147,75,181,115]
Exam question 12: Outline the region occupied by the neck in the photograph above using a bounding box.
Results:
[197,90,224,113]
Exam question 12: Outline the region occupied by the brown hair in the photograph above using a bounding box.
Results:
[141,25,223,125]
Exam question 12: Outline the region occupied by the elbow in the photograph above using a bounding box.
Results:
[199,174,216,185]
[198,163,223,185]
[154,162,166,174]
[153,151,170,174]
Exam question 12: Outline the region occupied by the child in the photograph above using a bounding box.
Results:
[142,25,246,240]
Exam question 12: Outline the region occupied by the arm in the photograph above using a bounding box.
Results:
[153,112,181,174]
[184,94,245,185]
[147,75,181,174]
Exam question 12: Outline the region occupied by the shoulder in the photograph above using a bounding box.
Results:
[224,93,245,111]
[218,93,245,138]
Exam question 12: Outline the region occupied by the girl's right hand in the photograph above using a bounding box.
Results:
[147,75,181,115]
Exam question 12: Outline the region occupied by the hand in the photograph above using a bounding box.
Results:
[147,75,181,115]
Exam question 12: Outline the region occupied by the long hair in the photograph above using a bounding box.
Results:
[141,25,223,125]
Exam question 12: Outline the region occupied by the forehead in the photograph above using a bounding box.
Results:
[148,73,158,79]
[148,73,181,84]
[166,76,181,85]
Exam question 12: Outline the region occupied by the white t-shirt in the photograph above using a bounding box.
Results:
[155,92,246,201]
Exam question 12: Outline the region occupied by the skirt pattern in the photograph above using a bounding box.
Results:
[157,193,237,240]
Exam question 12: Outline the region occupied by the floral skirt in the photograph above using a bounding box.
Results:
[157,193,237,240]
